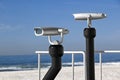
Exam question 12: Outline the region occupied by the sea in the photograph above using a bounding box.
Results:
[0,53,120,71]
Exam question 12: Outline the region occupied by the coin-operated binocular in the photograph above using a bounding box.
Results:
[34,27,69,80]
[73,13,106,80]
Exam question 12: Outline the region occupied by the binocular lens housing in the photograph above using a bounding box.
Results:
[34,27,69,36]
[73,13,106,20]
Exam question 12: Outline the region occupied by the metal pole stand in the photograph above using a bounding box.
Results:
[43,45,63,80]
[73,13,106,80]
[84,28,96,80]
[34,27,69,80]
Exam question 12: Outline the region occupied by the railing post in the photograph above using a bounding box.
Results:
[38,53,41,80]
[83,52,86,80]
[99,53,102,80]
[72,53,74,80]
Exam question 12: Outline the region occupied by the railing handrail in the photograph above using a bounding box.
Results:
[35,51,85,54]
[36,50,120,54]
[104,50,120,53]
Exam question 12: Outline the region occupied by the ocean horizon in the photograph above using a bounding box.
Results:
[0,53,120,71]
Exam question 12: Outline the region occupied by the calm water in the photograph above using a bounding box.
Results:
[0,53,120,71]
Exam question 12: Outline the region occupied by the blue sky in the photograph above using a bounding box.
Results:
[0,0,120,55]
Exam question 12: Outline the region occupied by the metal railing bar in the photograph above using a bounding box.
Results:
[72,53,74,80]
[36,51,48,54]
[82,52,86,80]
[36,50,120,54]
[104,50,120,53]
[99,53,102,80]
[38,54,41,80]
[35,51,85,54]
[36,50,120,80]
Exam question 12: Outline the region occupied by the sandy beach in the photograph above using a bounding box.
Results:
[0,64,120,80]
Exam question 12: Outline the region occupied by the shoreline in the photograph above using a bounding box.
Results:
[0,64,120,80]
[0,61,120,72]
